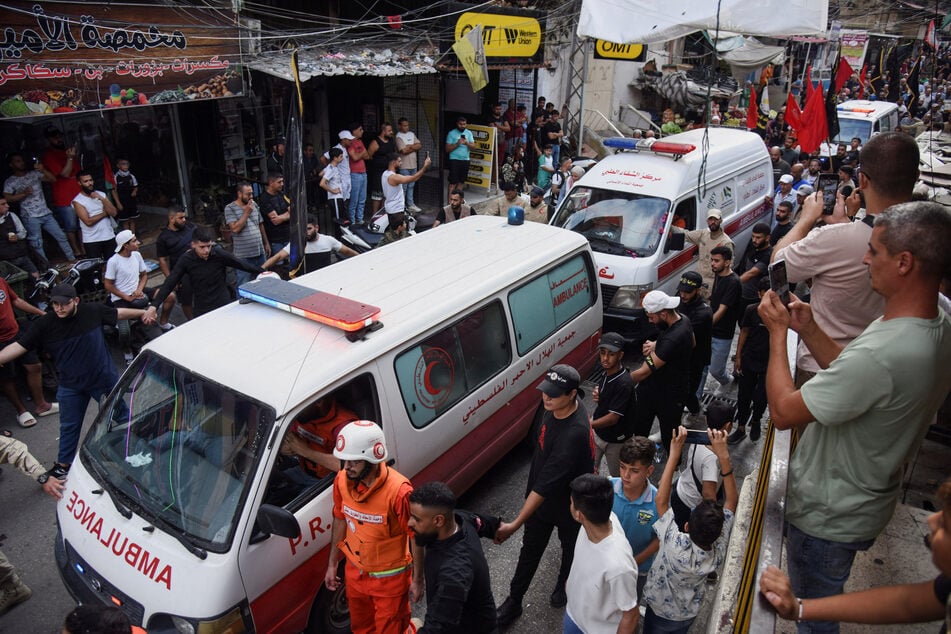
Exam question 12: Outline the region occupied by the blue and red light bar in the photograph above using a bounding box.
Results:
[603,137,696,156]
[238,277,380,332]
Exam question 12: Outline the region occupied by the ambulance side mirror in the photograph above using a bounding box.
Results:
[664,231,685,253]
[256,504,301,539]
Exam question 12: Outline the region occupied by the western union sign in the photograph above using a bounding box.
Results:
[593,40,646,61]
[455,12,542,58]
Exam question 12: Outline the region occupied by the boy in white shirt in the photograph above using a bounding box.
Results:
[564,473,640,634]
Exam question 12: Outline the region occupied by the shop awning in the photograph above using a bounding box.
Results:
[246,44,438,81]
[718,38,786,71]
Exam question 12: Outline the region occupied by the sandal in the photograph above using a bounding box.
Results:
[36,402,59,417]
[17,412,37,428]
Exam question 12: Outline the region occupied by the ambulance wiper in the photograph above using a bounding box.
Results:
[121,480,208,560]
[85,454,133,519]
[587,235,628,256]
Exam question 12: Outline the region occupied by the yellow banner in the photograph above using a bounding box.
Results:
[452,24,488,93]
[455,12,541,58]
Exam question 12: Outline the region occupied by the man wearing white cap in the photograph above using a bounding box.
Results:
[791,184,814,223]
[321,130,353,203]
[768,174,798,219]
[674,209,733,300]
[104,230,176,361]
[629,290,694,452]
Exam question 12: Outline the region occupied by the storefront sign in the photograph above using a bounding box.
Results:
[593,40,646,61]
[0,2,242,118]
[466,124,495,190]
[454,12,542,58]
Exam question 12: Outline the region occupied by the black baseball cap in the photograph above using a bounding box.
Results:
[537,364,584,398]
[50,283,77,303]
[530,186,545,197]
[598,332,625,352]
[678,271,703,292]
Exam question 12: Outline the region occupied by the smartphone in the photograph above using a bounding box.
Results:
[769,260,791,306]
[683,429,712,445]
[425,150,430,160]
[816,173,839,215]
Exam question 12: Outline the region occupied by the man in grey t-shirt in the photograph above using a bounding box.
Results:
[223,181,269,287]
[3,152,75,261]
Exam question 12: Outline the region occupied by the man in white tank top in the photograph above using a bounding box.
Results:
[382,152,431,214]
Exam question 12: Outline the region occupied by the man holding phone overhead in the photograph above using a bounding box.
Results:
[770,132,919,385]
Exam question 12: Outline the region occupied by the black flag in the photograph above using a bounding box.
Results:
[286,49,308,278]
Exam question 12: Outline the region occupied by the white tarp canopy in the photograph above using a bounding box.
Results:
[578,0,828,44]
[719,38,786,71]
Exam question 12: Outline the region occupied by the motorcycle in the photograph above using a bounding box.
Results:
[336,207,425,253]
[29,258,106,310]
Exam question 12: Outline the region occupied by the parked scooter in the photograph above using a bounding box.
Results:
[336,208,419,253]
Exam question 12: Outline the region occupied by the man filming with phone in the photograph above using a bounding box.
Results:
[770,132,919,386]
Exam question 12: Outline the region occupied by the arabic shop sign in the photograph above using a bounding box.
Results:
[0,2,242,118]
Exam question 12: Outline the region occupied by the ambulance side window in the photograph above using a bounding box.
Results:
[393,302,510,429]
[508,253,597,356]
[673,198,696,231]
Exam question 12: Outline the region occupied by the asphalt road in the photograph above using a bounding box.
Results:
[0,339,759,634]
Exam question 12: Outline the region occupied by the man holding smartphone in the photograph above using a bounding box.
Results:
[771,132,919,386]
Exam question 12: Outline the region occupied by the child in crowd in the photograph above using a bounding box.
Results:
[112,158,139,233]
[641,426,737,633]
[565,473,640,634]
[730,277,771,444]
[611,436,660,598]
[536,144,555,188]
[671,401,733,531]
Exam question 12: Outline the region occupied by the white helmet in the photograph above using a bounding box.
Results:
[334,420,388,464]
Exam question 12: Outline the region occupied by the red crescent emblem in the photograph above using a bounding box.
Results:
[336,436,346,451]
[372,442,385,460]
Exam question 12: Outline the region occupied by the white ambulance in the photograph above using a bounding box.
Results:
[829,99,900,148]
[550,127,773,341]
[54,216,603,633]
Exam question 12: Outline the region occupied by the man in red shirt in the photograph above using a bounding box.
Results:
[41,126,83,257]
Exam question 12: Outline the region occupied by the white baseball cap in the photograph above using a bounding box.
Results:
[642,290,680,314]
[707,208,722,219]
[338,130,355,140]
[779,174,794,184]
[114,229,136,252]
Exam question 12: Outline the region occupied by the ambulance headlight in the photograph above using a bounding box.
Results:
[609,284,653,310]
[149,604,248,633]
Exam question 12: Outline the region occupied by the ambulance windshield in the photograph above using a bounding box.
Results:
[832,118,872,145]
[551,186,671,257]
[81,352,275,552]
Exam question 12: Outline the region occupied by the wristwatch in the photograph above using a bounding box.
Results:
[37,473,49,484]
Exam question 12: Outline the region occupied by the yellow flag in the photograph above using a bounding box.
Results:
[453,25,488,93]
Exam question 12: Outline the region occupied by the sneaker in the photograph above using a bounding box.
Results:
[648,430,662,443]
[749,423,761,442]
[47,462,70,479]
[407,204,422,212]
[550,583,567,608]
[714,378,735,396]
[496,596,523,627]
[159,322,176,331]
[727,427,746,445]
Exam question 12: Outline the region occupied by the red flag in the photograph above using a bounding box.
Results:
[386,14,402,29]
[798,81,828,154]
[858,64,867,99]
[833,56,854,94]
[785,92,803,131]
[804,65,815,101]
[102,155,117,187]
[747,85,758,129]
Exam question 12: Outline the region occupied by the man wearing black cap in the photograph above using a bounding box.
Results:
[630,291,694,451]
[525,186,549,224]
[494,364,596,627]
[677,272,712,420]
[267,136,285,174]
[0,283,153,477]
[591,332,635,476]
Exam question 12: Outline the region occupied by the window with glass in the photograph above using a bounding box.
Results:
[81,353,274,553]
[508,253,597,356]
[395,302,510,429]
[832,118,872,145]
[551,187,672,258]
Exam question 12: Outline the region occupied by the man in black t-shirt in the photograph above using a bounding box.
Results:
[677,272,713,418]
[735,223,773,317]
[591,332,635,476]
[709,246,741,393]
[0,284,152,477]
[630,290,694,452]
[257,172,292,255]
[155,206,196,320]
[730,278,771,444]
[495,364,596,627]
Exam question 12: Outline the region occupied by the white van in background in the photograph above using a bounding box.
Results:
[550,127,772,342]
[54,216,602,633]
[826,99,900,151]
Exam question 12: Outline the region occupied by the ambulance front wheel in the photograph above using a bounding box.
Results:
[309,563,349,634]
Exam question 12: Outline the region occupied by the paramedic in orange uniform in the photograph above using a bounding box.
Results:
[323,421,423,634]
[280,395,357,482]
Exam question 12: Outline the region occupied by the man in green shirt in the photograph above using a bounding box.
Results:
[759,201,951,634]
